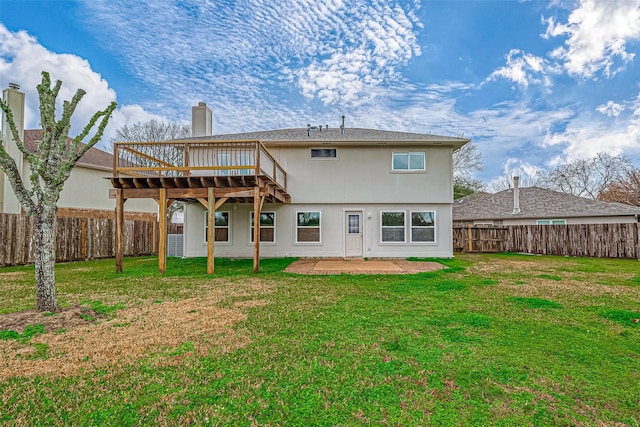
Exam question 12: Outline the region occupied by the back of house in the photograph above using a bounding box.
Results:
[181,105,469,259]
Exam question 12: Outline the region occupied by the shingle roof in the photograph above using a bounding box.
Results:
[23,129,113,170]
[183,127,469,147]
[453,186,640,221]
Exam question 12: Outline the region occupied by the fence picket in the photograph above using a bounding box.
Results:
[0,212,164,267]
[453,223,640,259]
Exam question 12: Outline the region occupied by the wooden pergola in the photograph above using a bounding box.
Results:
[109,139,290,274]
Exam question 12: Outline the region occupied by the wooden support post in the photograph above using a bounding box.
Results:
[207,187,215,275]
[158,188,167,274]
[253,186,261,274]
[467,224,473,253]
[115,189,124,273]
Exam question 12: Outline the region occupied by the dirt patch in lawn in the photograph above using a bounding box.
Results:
[0,280,273,380]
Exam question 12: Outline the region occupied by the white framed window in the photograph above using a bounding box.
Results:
[296,211,321,243]
[310,148,337,159]
[250,212,275,243]
[537,219,566,225]
[204,211,230,243]
[380,211,406,243]
[410,211,436,243]
[392,152,425,171]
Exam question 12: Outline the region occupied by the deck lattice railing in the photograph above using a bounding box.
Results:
[113,140,287,189]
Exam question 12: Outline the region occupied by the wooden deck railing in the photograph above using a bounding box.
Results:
[113,139,287,190]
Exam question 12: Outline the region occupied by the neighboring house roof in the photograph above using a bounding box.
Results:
[453,186,640,221]
[183,127,469,148]
[24,129,113,170]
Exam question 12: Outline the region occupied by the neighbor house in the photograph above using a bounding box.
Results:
[110,103,469,272]
[1,84,156,217]
[453,177,640,226]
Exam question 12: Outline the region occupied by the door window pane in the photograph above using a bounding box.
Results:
[348,214,360,234]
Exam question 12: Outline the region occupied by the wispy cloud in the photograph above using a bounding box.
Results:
[81,0,423,123]
[543,0,640,78]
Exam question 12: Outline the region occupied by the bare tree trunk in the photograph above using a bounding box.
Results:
[33,206,59,312]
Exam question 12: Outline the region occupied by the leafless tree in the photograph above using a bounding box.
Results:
[544,152,632,199]
[110,119,190,145]
[111,119,190,222]
[598,168,640,206]
[453,142,482,178]
[0,72,116,312]
[489,169,547,193]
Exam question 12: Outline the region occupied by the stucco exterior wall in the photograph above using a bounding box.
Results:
[19,161,157,213]
[184,202,453,258]
[268,145,454,204]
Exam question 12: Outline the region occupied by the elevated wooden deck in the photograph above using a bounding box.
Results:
[109,139,290,275]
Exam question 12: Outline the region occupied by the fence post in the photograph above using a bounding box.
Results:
[467,224,473,252]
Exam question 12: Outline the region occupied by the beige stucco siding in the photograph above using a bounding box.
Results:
[17,161,157,213]
[270,146,454,204]
[183,202,453,258]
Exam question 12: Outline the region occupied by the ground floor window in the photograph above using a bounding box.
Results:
[537,219,566,225]
[411,211,436,242]
[380,210,436,243]
[296,211,321,242]
[381,211,406,242]
[250,212,275,242]
[204,211,230,243]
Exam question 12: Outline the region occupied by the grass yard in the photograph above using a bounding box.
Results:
[0,254,639,426]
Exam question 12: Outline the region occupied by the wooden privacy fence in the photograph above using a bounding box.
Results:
[0,212,160,267]
[454,224,640,259]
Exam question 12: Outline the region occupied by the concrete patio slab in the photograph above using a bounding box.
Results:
[285,258,446,275]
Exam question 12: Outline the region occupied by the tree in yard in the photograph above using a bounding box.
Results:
[598,168,640,206]
[111,119,190,222]
[452,142,484,198]
[0,72,116,312]
[544,152,633,199]
[453,141,482,179]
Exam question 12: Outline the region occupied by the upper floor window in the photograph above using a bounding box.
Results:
[311,148,337,158]
[392,152,425,171]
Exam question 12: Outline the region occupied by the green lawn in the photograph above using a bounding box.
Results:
[1,254,639,426]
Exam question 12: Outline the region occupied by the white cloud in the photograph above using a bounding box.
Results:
[596,101,624,117]
[487,49,554,88]
[82,0,423,111]
[543,0,640,78]
[0,25,170,149]
[543,111,640,162]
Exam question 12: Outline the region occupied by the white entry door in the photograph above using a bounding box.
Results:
[345,211,363,257]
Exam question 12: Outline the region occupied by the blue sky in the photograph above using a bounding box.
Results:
[1,0,640,186]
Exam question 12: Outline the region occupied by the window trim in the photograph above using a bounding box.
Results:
[310,148,338,160]
[380,210,406,244]
[536,219,566,225]
[391,151,426,172]
[250,211,276,244]
[204,211,231,244]
[410,210,436,244]
[295,210,322,244]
